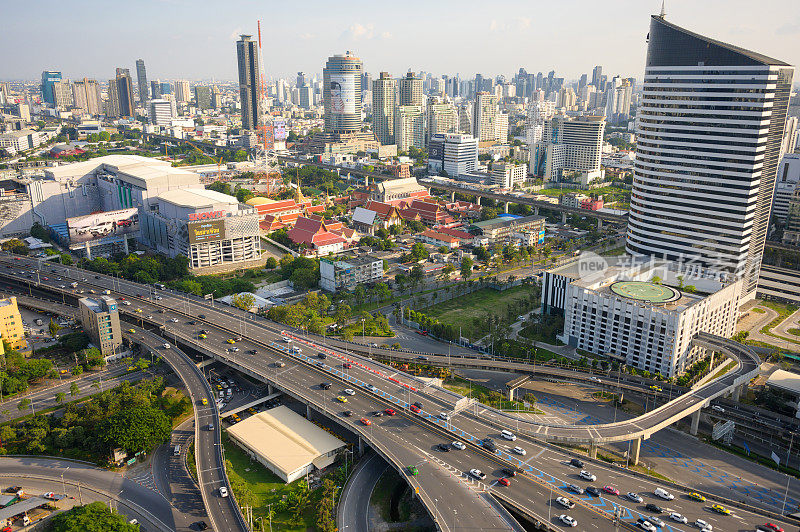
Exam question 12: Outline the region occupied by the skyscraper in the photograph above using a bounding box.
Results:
[473,92,498,142]
[113,69,134,117]
[372,72,396,145]
[150,80,162,99]
[194,86,212,110]
[174,80,190,103]
[323,52,362,134]
[591,65,603,88]
[136,59,148,103]
[625,13,794,301]
[236,34,262,131]
[399,72,423,106]
[73,79,101,115]
[296,72,306,88]
[426,96,458,146]
[40,71,62,106]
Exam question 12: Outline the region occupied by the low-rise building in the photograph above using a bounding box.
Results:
[418,229,461,249]
[78,296,122,356]
[286,216,347,255]
[351,201,402,235]
[561,193,589,209]
[0,297,25,350]
[369,177,429,205]
[320,254,384,292]
[470,215,546,243]
[491,162,526,189]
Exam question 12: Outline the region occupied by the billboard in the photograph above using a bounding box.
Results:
[273,118,287,141]
[67,208,139,244]
[188,219,225,244]
[328,74,356,115]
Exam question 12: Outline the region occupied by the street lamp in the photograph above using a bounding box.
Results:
[60,467,70,498]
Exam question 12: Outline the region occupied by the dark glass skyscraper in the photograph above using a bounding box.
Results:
[136,59,148,103]
[41,71,62,106]
[236,35,261,131]
[626,14,794,300]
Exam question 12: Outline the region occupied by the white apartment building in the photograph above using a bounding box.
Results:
[174,80,191,103]
[531,115,606,185]
[428,133,478,177]
[542,257,742,377]
[148,99,174,126]
[319,255,384,292]
[372,72,396,145]
[426,97,458,146]
[394,105,425,151]
[773,154,800,221]
[495,112,509,144]
[473,92,498,142]
[491,162,526,188]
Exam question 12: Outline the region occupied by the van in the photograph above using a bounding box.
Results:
[155,283,166,290]
[34,318,43,326]
[501,430,516,441]
[103,289,111,295]
[653,487,674,500]
[173,444,181,456]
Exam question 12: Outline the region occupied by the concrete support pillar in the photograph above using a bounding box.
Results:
[690,409,701,436]
[504,202,510,214]
[534,206,539,216]
[306,404,312,420]
[597,219,603,232]
[588,444,597,459]
[85,241,92,260]
[450,191,456,202]
[507,387,515,401]
[267,384,274,395]
[358,436,365,456]
[561,212,567,224]
[732,385,742,402]
[476,195,481,206]
[630,437,641,466]
[123,235,129,254]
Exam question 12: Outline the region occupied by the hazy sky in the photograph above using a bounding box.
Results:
[4,0,799,83]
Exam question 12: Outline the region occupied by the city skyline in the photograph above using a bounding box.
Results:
[4,0,800,82]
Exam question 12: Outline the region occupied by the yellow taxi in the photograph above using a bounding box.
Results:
[710,504,730,515]
[199,333,207,339]
[688,492,706,502]
[135,308,142,313]
[127,366,136,372]
[202,398,208,406]
[226,339,235,344]
[336,396,348,403]
[127,328,136,333]
[649,385,662,392]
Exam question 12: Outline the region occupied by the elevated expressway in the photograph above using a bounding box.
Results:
[0,255,782,531]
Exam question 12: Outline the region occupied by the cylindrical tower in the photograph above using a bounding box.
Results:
[323,52,363,134]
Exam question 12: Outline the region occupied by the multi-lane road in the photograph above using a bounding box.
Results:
[1,254,797,532]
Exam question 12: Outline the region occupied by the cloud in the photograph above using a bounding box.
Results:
[346,23,375,40]
[299,32,315,40]
[776,20,800,35]
[228,27,242,41]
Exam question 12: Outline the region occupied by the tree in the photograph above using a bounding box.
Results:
[474,246,489,262]
[101,404,171,453]
[265,256,278,269]
[460,257,474,280]
[55,392,66,404]
[48,501,139,532]
[70,381,80,397]
[410,264,425,288]
[232,292,256,311]
[442,263,456,280]
[410,242,429,260]
[18,398,30,412]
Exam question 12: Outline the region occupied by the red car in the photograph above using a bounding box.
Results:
[410,405,421,413]
[498,477,510,486]
[360,418,371,426]
[343,363,352,369]
[602,485,619,496]
[763,525,784,532]
[119,297,126,301]
[385,408,396,416]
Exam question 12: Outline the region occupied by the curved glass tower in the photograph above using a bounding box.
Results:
[626,14,794,300]
[323,52,363,134]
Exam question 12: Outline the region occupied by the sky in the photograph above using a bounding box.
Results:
[3,0,800,83]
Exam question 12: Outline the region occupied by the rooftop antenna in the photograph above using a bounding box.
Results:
[659,0,666,18]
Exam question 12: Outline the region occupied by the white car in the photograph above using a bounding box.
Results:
[170,318,179,323]
[555,496,574,509]
[579,470,596,482]
[219,486,228,497]
[452,441,466,450]
[695,519,712,531]
[711,405,725,413]
[343,389,355,396]
[647,516,665,528]
[282,337,291,343]
[365,384,377,392]
[559,514,578,527]
[626,492,643,503]
[122,301,131,306]
[162,343,170,349]
[654,487,674,500]
[669,512,688,524]
[637,520,657,531]
[439,412,451,421]
[512,446,526,456]
[469,469,486,480]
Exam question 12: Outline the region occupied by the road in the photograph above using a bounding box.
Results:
[337,452,389,532]
[3,256,797,531]
[0,456,180,531]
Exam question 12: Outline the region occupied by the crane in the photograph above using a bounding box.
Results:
[187,141,225,181]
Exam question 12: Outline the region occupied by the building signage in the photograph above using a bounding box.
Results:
[67,208,139,244]
[188,210,224,221]
[188,219,226,244]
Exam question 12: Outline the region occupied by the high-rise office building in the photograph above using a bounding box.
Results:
[323,52,362,134]
[591,65,603,89]
[115,69,134,117]
[372,72,396,145]
[160,82,173,95]
[136,59,148,103]
[194,86,212,110]
[41,71,62,106]
[426,96,458,146]
[296,72,306,88]
[174,80,190,103]
[625,14,794,301]
[428,133,478,177]
[52,80,74,110]
[236,34,262,131]
[531,115,606,185]
[299,85,312,109]
[148,99,174,126]
[473,92,498,142]
[72,78,101,115]
[150,80,162,99]
[394,105,425,151]
[399,72,423,106]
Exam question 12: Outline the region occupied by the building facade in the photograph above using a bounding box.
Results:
[41,71,62,106]
[319,255,384,292]
[0,297,25,350]
[372,72,396,145]
[625,14,794,301]
[473,92,498,142]
[78,296,122,356]
[491,162,526,188]
[72,78,102,116]
[236,35,262,131]
[135,59,148,103]
[394,105,425,151]
[399,72,423,106]
[531,115,605,185]
[774,154,800,221]
[323,52,362,134]
[426,97,459,146]
[148,99,174,126]
[428,133,479,177]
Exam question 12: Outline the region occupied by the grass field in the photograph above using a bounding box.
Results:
[423,285,539,339]
[443,376,543,413]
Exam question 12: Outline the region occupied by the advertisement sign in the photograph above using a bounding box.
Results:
[188,219,225,244]
[328,74,356,115]
[67,208,139,244]
[273,118,287,141]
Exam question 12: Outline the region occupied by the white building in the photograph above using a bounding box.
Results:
[428,133,478,178]
[542,257,742,377]
[495,112,509,144]
[319,255,384,292]
[491,162,526,188]
[426,96,458,146]
[773,154,800,221]
[148,99,174,126]
[473,92,498,142]
[394,105,425,151]
[531,115,605,185]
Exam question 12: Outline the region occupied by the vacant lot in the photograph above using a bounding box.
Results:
[423,285,539,340]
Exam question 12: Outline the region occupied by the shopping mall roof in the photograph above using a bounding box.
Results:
[226,406,345,479]
[766,370,800,396]
[156,187,239,208]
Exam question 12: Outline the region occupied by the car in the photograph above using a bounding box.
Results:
[410,405,421,413]
[711,405,725,413]
[644,503,662,513]
[228,347,239,352]
[502,468,517,477]
[481,438,497,452]
[437,443,450,452]
[274,361,286,367]
[760,524,783,532]
[195,520,209,530]
[365,384,377,392]
[636,518,657,531]
[579,470,596,482]
[248,349,257,355]
[497,477,511,486]
[710,504,730,515]
[127,366,136,372]
[438,412,451,421]
[42,492,57,499]
[653,487,674,500]
[413,401,423,408]
[122,300,131,306]
[343,388,355,396]
[135,308,142,313]
[198,314,205,319]
[226,339,235,344]
[158,309,165,313]
[556,496,574,509]
[201,398,208,405]
[602,485,619,496]
[569,458,584,468]
[647,516,665,528]
[205,424,214,431]
[343,363,352,369]
[695,518,713,531]
[688,492,706,502]
[416,356,428,360]
[385,408,396,416]
[500,430,516,441]
[336,396,347,403]
[468,469,486,480]
[146,315,153,319]
[452,441,466,450]
[360,418,371,425]
[512,446,526,455]
[558,514,577,527]
[317,353,327,359]
[649,385,662,392]
[129,519,138,525]
[170,318,179,323]
[219,487,228,497]
[669,512,688,524]
[128,328,136,333]
[626,492,643,503]
[320,383,332,390]
[373,411,384,417]
[343,410,354,417]
[586,486,601,497]
[566,484,584,494]
[407,466,419,476]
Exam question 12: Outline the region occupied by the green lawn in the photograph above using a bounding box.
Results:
[600,246,626,257]
[789,328,800,336]
[422,285,539,340]
[221,432,316,531]
[443,376,543,413]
